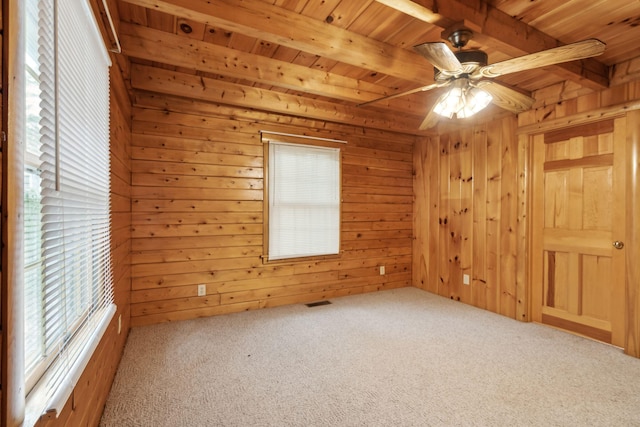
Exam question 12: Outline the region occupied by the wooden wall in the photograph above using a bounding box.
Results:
[412,64,640,357]
[413,115,520,319]
[128,78,415,326]
[33,1,133,425]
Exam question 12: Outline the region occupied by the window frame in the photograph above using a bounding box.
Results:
[262,134,344,264]
[16,0,116,424]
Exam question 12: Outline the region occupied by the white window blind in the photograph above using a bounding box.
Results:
[268,142,341,260]
[23,0,115,420]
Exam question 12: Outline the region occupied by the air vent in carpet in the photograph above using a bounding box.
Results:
[305,300,332,308]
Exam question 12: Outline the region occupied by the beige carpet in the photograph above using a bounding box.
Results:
[100,288,640,426]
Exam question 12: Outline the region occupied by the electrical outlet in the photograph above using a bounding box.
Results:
[379,265,385,275]
[463,274,470,285]
[197,284,207,296]
[117,314,122,334]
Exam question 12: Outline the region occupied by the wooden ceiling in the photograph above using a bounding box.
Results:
[114,0,640,132]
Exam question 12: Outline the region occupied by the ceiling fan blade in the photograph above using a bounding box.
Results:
[418,103,444,130]
[476,81,535,114]
[357,81,449,107]
[414,42,463,75]
[472,39,606,79]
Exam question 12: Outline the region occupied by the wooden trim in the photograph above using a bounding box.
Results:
[262,140,269,264]
[529,134,547,323]
[2,0,26,425]
[611,116,627,348]
[625,110,640,357]
[261,136,344,266]
[517,99,640,135]
[260,131,348,145]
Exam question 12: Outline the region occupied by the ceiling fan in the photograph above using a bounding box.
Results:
[360,26,606,130]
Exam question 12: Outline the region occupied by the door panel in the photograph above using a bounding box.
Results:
[532,118,625,347]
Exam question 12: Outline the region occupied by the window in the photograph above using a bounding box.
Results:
[23,0,114,420]
[266,141,341,261]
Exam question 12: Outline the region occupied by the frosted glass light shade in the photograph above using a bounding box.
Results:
[433,79,492,119]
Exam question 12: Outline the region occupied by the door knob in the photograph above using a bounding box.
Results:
[613,241,624,249]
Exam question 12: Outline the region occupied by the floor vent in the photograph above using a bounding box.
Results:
[305,300,332,308]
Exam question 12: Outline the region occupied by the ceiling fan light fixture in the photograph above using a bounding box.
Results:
[433,79,492,119]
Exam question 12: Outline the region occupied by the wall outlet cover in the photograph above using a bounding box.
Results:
[197,284,207,296]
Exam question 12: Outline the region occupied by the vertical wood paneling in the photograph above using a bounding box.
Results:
[128,94,415,326]
[472,128,488,309]
[460,133,473,304]
[438,138,451,298]
[516,133,530,321]
[448,136,462,301]
[499,118,517,317]
[427,139,440,294]
[412,138,430,292]
[413,116,519,320]
[485,120,503,314]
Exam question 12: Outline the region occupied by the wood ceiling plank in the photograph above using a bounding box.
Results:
[253,39,280,58]
[129,63,423,132]
[118,2,149,25]
[146,9,175,32]
[273,0,307,13]
[175,18,205,40]
[328,0,375,29]
[347,3,407,40]
[489,0,565,23]
[202,26,231,46]
[270,45,300,63]
[300,0,342,21]
[120,23,422,108]
[227,32,258,53]
[120,0,436,84]
[529,1,640,65]
[310,57,340,73]
[289,50,321,68]
[373,0,609,89]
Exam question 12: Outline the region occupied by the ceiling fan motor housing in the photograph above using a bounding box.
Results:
[434,50,488,80]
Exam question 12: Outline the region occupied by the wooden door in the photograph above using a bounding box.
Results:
[531,118,625,347]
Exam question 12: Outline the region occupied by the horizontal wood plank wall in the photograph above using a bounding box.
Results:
[129,92,415,326]
[413,116,519,319]
[35,3,133,424]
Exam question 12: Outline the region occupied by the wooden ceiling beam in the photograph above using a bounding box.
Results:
[119,0,436,85]
[120,22,425,113]
[129,64,424,133]
[374,0,610,90]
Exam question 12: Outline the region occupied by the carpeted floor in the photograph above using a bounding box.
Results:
[100,288,640,426]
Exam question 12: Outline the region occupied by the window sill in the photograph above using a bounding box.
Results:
[23,304,116,427]
[261,251,343,265]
